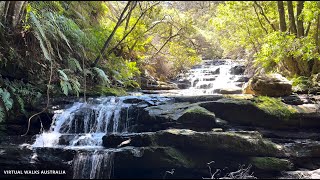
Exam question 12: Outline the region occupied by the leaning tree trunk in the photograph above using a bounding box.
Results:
[92,1,132,67]
[277,1,287,32]
[297,1,305,37]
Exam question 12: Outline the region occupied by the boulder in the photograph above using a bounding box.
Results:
[199,98,300,129]
[236,76,250,82]
[230,65,245,75]
[243,73,292,97]
[176,79,191,89]
[139,103,217,131]
[176,106,216,130]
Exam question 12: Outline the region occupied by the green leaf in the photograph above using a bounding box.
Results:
[93,67,111,85]
[68,57,82,71]
[58,69,69,81]
[0,88,13,111]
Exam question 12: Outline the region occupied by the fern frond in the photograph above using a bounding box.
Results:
[34,31,52,61]
[70,78,81,97]
[16,95,26,115]
[93,67,111,86]
[0,88,13,111]
[30,12,47,42]
[60,80,72,96]
[48,12,73,51]
[58,69,69,81]
[68,57,82,72]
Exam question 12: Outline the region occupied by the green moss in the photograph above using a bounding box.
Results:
[164,147,194,168]
[250,157,293,171]
[86,86,127,97]
[223,94,254,100]
[253,96,297,120]
[184,106,213,115]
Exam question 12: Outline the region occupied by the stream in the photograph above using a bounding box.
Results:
[1,59,320,179]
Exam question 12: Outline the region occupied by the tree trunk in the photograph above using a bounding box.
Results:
[92,1,132,67]
[297,1,305,37]
[287,1,297,35]
[2,1,27,29]
[316,3,320,53]
[277,1,286,32]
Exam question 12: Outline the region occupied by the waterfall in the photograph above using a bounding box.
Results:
[72,150,115,179]
[176,59,247,96]
[32,97,132,148]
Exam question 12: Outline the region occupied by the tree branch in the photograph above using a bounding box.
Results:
[253,3,268,34]
[108,1,160,55]
[254,1,277,31]
[91,1,132,67]
[150,28,182,59]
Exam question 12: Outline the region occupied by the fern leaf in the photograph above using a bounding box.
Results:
[93,67,111,85]
[58,69,69,81]
[16,95,26,115]
[30,12,47,42]
[0,88,13,111]
[48,12,72,51]
[60,80,69,96]
[70,78,81,97]
[68,58,82,72]
[34,31,51,61]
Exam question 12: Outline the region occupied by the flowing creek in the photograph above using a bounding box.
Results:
[1,59,320,179]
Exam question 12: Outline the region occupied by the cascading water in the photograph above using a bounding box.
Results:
[31,95,171,179]
[174,59,248,96]
[72,150,115,179]
[33,97,131,148]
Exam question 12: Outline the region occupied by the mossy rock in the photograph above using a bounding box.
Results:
[250,157,293,171]
[200,97,300,129]
[252,96,297,120]
[177,106,216,130]
[141,103,217,131]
